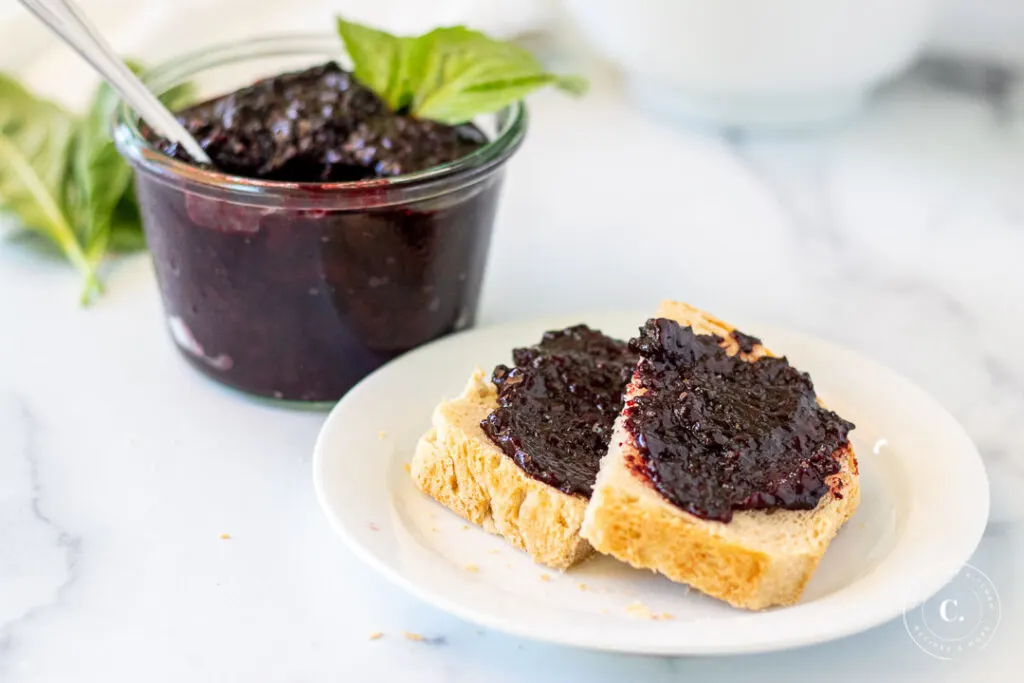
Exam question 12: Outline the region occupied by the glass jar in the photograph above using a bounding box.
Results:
[114,35,526,406]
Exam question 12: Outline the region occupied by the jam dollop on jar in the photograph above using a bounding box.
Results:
[120,51,525,404]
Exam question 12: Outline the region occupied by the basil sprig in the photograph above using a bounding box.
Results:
[337,18,586,125]
[0,66,193,303]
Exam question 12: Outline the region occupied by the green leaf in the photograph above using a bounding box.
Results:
[70,60,138,244]
[0,74,100,299]
[106,190,146,253]
[385,37,419,112]
[411,27,587,124]
[554,74,589,96]
[66,61,193,269]
[336,17,586,124]
[160,80,198,113]
[0,75,75,227]
[65,82,135,267]
[1,62,191,303]
[336,17,411,111]
[416,74,551,125]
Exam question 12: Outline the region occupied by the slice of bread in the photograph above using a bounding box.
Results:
[411,369,593,569]
[580,301,860,609]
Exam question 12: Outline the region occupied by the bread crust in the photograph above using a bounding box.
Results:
[411,369,593,569]
[580,301,861,609]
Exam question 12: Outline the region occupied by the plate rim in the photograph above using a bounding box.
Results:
[313,311,990,655]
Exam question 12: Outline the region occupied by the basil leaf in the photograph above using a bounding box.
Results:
[0,74,99,297]
[417,74,559,126]
[67,61,143,263]
[554,74,589,96]
[160,80,198,113]
[65,78,135,267]
[336,17,410,111]
[2,62,192,303]
[336,17,586,124]
[67,63,196,267]
[387,37,420,113]
[0,75,74,229]
[106,190,147,253]
[411,27,586,124]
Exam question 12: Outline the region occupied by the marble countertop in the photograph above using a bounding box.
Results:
[1,64,1022,680]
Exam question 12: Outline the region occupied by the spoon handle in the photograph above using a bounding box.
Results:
[18,0,213,165]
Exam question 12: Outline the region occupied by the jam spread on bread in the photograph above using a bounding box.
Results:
[481,326,637,497]
[730,329,762,355]
[154,62,486,180]
[625,318,854,522]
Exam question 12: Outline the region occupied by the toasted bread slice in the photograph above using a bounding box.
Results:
[580,301,860,609]
[411,369,593,569]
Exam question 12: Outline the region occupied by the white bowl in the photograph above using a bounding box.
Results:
[563,0,938,129]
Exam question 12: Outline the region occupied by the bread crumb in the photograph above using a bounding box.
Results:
[487,549,500,555]
[654,612,675,621]
[599,609,609,614]
[625,601,654,619]
[464,563,479,573]
[430,527,438,533]
[577,583,588,591]
[403,463,411,474]
[539,574,551,582]
[219,533,231,540]
[402,631,424,642]
[461,525,469,530]
[378,431,387,440]
[505,563,511,569]
[368,632,383,640]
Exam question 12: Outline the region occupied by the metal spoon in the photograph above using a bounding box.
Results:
[18,0,213,164]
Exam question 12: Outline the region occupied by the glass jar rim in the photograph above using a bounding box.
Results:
[113,33,527,207]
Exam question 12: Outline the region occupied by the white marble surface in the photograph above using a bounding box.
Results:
[2,62,1024,680]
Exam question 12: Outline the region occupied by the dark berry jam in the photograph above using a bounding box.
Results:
[624,318,854,522]
[134,62,514,402]
[155,62,486,180]
[480,326,637,497]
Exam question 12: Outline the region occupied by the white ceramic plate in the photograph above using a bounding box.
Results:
[313,312,990,655]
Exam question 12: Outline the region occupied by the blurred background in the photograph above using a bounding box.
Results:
[3,0,1024,121]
